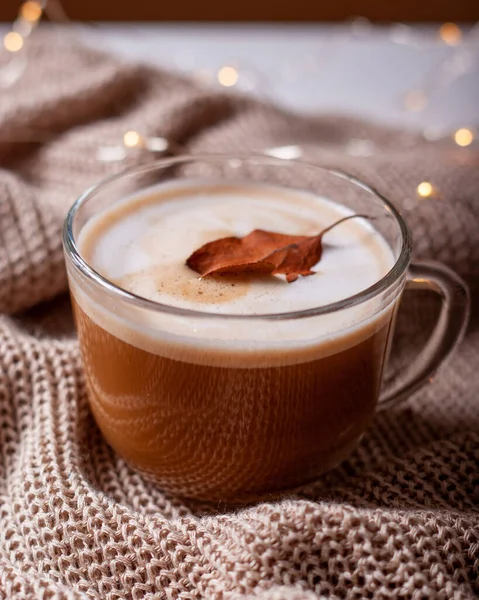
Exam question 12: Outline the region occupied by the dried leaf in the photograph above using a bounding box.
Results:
[186,214,369,283]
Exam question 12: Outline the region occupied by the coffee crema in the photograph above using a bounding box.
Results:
[71,180,398,500]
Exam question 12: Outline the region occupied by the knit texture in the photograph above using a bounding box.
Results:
[0,32,478,600]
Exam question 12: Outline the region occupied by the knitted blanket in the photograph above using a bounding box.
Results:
[0,31,478,600]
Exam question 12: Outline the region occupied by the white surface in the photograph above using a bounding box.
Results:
[89,24,479,131]
[1,23,478,130]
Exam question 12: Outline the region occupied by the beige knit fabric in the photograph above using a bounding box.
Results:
[0,32,478,600]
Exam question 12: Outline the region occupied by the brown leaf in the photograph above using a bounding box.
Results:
[186,215,369,283]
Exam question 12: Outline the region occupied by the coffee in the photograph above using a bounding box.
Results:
[72,181,396,501]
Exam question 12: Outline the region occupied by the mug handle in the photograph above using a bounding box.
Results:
[379,261,470,410]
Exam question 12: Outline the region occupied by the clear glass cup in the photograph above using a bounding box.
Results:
[63,155,470,502]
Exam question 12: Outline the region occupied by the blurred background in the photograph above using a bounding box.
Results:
[1,0,479,142]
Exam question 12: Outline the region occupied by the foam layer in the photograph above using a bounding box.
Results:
[80,181,393,314]
[73,180,397,366]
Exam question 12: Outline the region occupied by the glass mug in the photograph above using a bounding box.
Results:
[63,155,470,502]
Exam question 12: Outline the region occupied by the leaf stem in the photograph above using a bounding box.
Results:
[320,214,373,237]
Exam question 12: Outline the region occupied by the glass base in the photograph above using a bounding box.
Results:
[141,434,363,506]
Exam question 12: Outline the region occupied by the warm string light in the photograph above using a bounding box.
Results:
[417,181,435,198]
[401,22,479,114]
[438,23,462,46]
[3,32,24,53]
[123,130,143,148]
[1,1,45,87]
[2,5,477,178]
[2,1,44,52]
[206,19,478,148]
[217,66,239,87]
[21,1,44,22]
[96,131,173,162]
[116,132,470,208]
[3,5,477,120]
[453,128,474,147]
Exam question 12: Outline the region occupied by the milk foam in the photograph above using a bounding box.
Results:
[74,180,397,365]
[80,181,394,314]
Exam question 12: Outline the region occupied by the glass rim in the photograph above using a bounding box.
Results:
[63,153,412,321]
